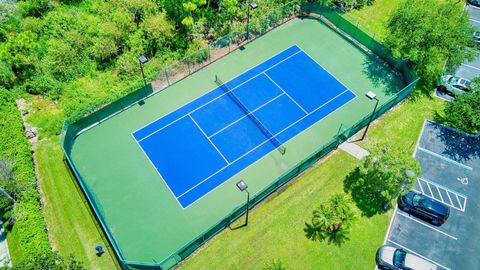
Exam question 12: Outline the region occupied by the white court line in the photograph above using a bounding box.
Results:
[388,239,451,270]
[418,146,473,171]
[130,133,184,207]
[188,114,230,164]
[263,72,309,114]
[461,63,480,71]
[131,45,302,136]
[137,115,188,143]
[134,49,303,141]
[177,89,355,201]
[396,211,458,240]
[207,92,285,138]
[294,44,352,91]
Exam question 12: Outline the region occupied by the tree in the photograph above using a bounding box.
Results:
[344,144,422,216]
[141,13,175,56]
[385,0,476,83]
[304,193,356,245]
[18,0,52,18]
[0,158,17,203]
[443,80,480,134]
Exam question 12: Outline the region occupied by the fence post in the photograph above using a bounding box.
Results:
[163,69,170,86]
[369,33,376,52]
[228,34,231,53]
[208,44,211,63]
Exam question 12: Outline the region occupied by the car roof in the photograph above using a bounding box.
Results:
[404,253,437,270]
[415,193,449,215]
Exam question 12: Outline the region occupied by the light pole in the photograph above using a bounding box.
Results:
[246,2,258,41]
[138,55,148,87]
[236,180,250,227]
[361,91,380,141]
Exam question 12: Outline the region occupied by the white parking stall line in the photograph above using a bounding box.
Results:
[426,181,434,197]
[418,179,425,194]
[417,177,467,212]
[456,195,463,212]
[396,211,458,240]
[436,186,444,202]
[417,147,473,171]
[446,192,454,207]
[462,63,480,71]
[388,239,451,270]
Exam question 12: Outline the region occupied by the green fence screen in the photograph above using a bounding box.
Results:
[60,2,419,269]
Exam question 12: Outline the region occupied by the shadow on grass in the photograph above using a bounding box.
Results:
[304,222,350,247]
[343,167,385,217]
[408,79,437,102]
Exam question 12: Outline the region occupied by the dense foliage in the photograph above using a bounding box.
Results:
[385,0,476,83]
[443,82,480,134]
[328,0,375,10]
[344,144,421,216]
[0,0,304,137]
[0,90,50,262]
[0,251,84,270]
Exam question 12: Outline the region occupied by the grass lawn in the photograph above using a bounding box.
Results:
[35,139,118,269]
[344,0,405,39]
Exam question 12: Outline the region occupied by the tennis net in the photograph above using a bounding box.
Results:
[215,75,286,155]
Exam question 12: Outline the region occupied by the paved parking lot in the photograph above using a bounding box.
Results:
[384,120,480,270]
[454,4,480,80]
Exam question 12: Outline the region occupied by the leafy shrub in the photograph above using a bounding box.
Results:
[0,89,51,262]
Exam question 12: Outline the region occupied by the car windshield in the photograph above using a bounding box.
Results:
[412,194,424,207]
[459,79,471,88]
[448,77,459,84]
[393,249,406,267]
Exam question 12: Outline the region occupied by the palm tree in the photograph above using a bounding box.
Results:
[304,193,356,245]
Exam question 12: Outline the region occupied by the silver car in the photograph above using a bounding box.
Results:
[436,75,473,96]
[376,245,437,270]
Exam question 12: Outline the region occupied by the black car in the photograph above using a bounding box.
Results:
[397,191,450,225]
[468,0,480,7]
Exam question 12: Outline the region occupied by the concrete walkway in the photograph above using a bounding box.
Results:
[0,220,12,267]
[339,141,370,160]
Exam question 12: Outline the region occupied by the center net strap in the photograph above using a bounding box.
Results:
[215,75,286,155]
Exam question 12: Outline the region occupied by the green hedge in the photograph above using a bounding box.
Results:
[0,89,50,263]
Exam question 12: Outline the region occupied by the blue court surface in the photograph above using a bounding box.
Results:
[132,45,356,208]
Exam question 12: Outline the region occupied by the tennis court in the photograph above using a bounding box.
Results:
[132,45,355,208]
[64,8,415,267]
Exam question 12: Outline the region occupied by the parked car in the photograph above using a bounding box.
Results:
[376,245,437,270]
[473,31,480,47]
[436,75,473,96]
[468,0,480,7]
[397,191,450,225]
